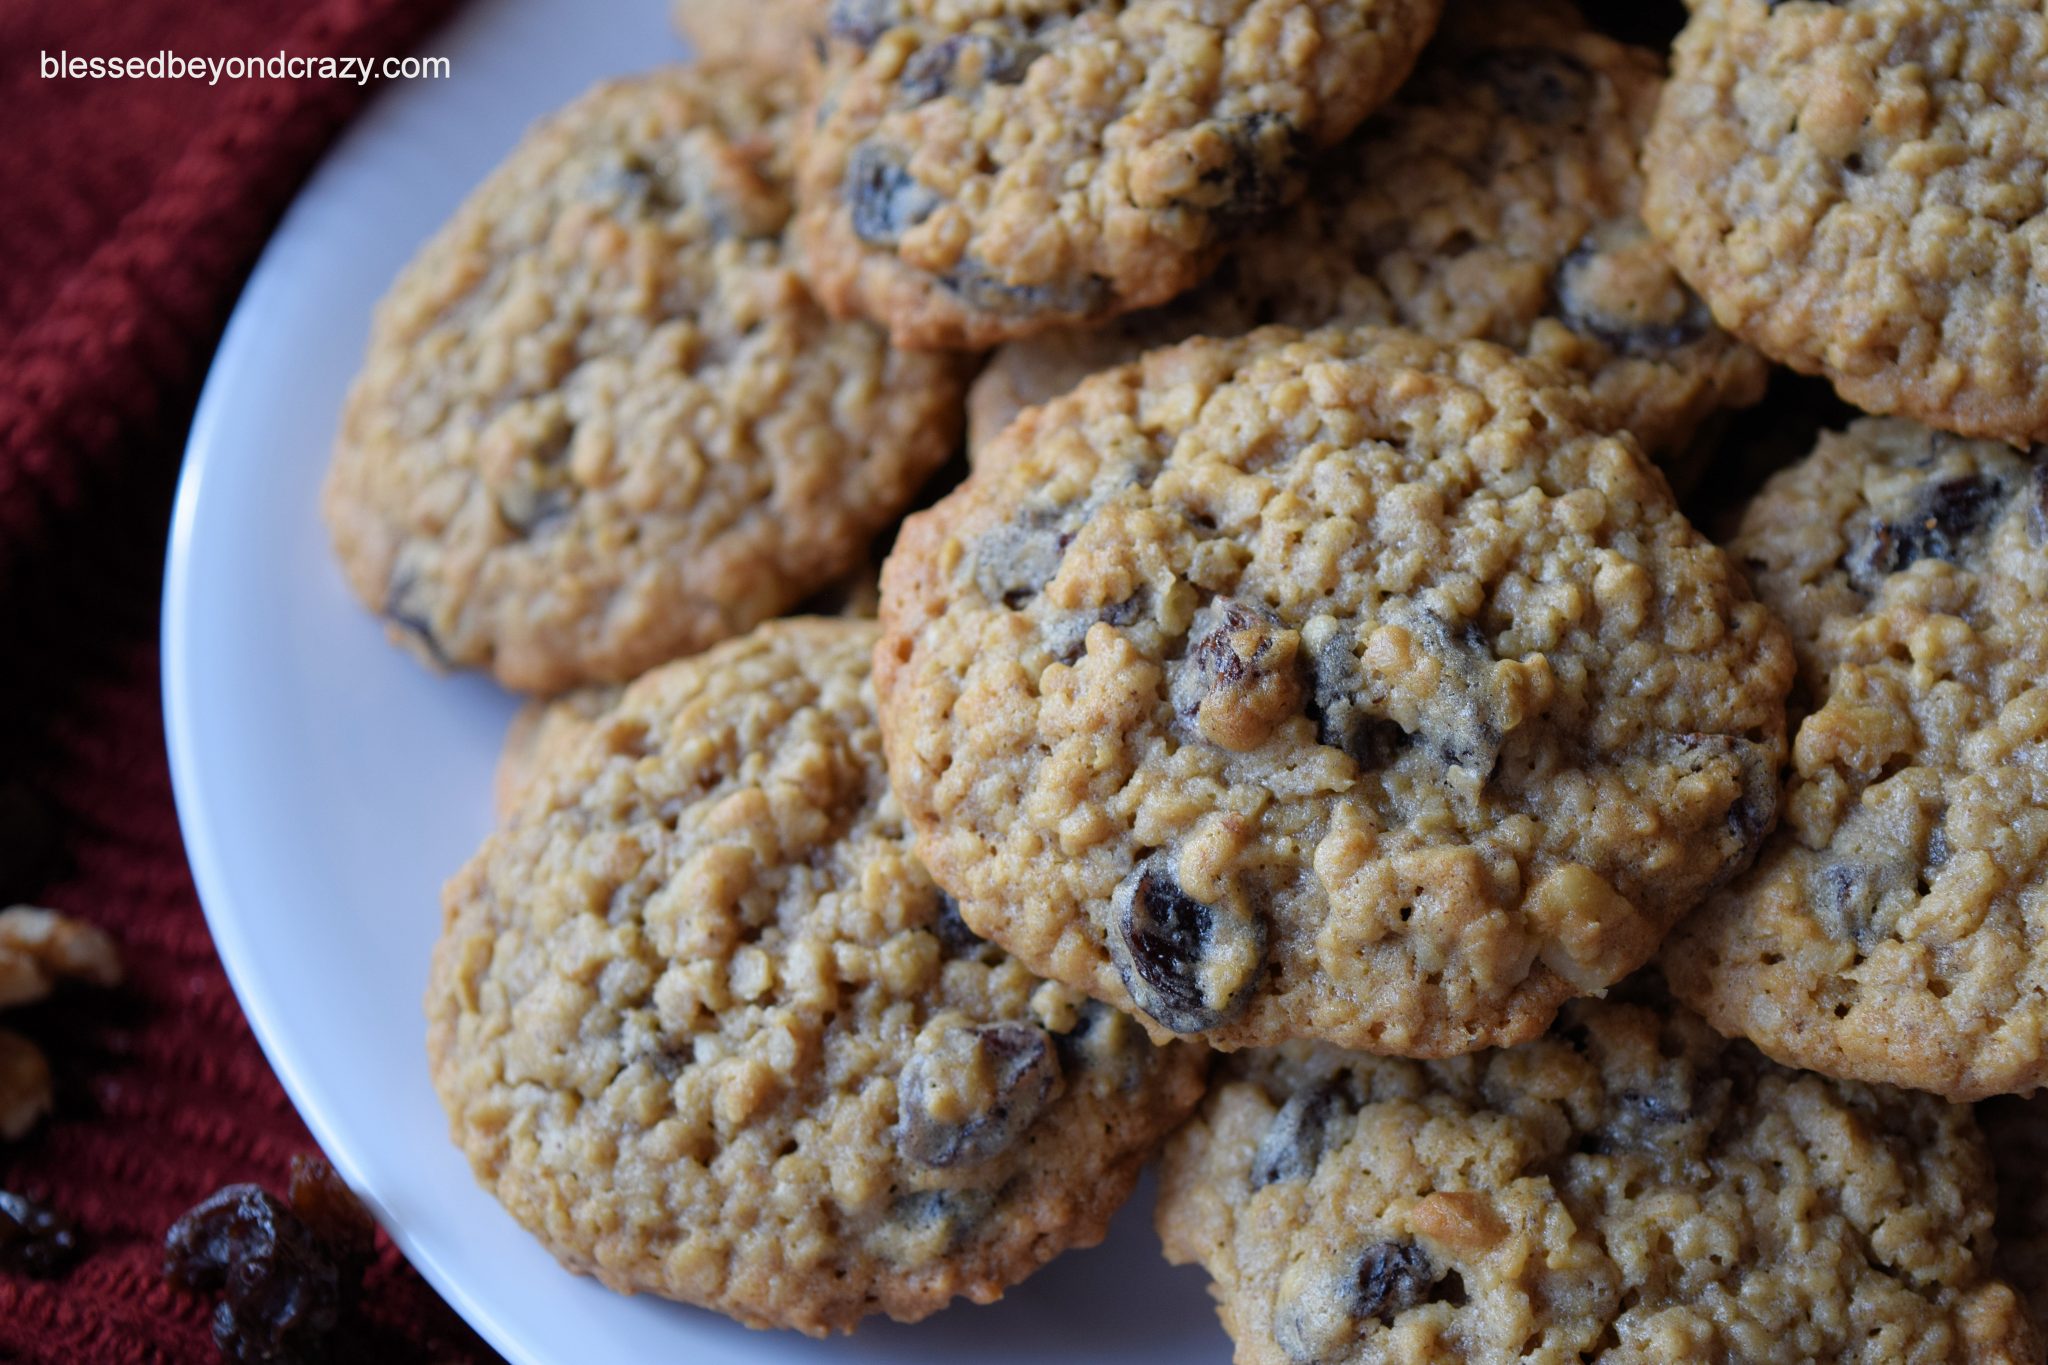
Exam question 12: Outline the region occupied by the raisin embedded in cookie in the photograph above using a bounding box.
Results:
[1644,0,2048,443]
[1157,993,2040,1364]
[1664,420,2048,1101]
[967,0,1766,479]
[428,618,1206,1334]
[794,0,1444,349]
[321,66,967,693]
[875,327,1794,1056]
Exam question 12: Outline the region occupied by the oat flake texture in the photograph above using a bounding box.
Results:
[968,0,1766,477]
[795,0,1444,348]
[1157,992,2039,1363]
[427,618,1205,1334]
[322,66,966,693]
[1665,419,2048,1101]
[876,326,1794,1056]
[1644,0,2048,443]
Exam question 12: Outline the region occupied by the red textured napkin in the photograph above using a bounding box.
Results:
[0,2,498,1360]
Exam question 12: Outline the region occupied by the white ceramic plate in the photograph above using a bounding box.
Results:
[160,1,1230,1361]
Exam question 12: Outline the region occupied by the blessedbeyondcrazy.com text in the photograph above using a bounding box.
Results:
[39,51,451,87]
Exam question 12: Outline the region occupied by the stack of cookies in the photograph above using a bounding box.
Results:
[323,0,2048,1356]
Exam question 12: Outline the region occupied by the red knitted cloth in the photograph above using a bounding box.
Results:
[0,3,496,1360]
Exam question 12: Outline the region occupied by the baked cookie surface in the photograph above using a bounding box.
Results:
[322,67,965,694]
[673,0,829,72]
[795,0,1444,349]
[967,0,1766,472]
[1644,0,2048,443]
[876,327,1794,1055]
[1665,420,2048,1100]
[428,618,1205,1334]
[1156,993,2039,1364]
[491,685,621,820]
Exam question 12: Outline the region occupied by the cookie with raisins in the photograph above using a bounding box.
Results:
[875,327,1793,1056]
[793,0,1443,349]
[1665,419,2048,1100]
[1644,0,2048,443]
[428,618,1204,1334]
[1158,992,2038,1363]
[968,0,1765,485]
[322,67,966,693]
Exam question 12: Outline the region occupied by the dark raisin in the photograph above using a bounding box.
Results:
[1108,860,1265,1034]
[1196,111,1304,228]
[165,1185,261,1292]
[899,36,962,103]
[939,255,1112,321]
[1476,48,1595,125]
[1251,1079,1348,1189]
[1668,734,1781,883]
[0,781,59,902]
[1808,792,1952,947]
[2028,451,2048,547]
[1171,597,1304,751]
[845,142,941,247]
[884,1187,991,1249]
[828,0,895,46]
[165,1184,342,1364]
[382,566,449,669]
[973,507,1071,609]
[1052,1000,1147,1091]
[164,1169,371,1365]
[1044,587,1150,663]
[495,424,575,536]
[898,1022,1061,1167]
[497,483,574,537]
[899,31,1041,103]
[1917,473,2004,547]
[1725,780,1774,862]
[1401,610,1503,779]
[1182,606,1256,703]
[1273,1240,1454,1362]
[1351,1241,1440,1325]
[1100,590,1148,628]
[1306,629,1410,768]
[1587,1083,1695,1156]
[1814,861,1881,948]
[286,1158,374,1284]
[584,150,681,216]
[0,1190,82,1279]
[1849,472,2007,588]
[1553,239,1711,358]
[1174,598,1273,711]
[927,892,991,956]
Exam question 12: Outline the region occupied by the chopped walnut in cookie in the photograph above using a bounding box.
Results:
[0,904,122,1141]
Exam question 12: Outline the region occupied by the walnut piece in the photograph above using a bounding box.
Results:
[0,905,122,1008]
[0,905,122,1141]
[0,1030,52,1142]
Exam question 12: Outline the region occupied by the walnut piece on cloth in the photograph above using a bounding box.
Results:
[0,905,122,1140]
